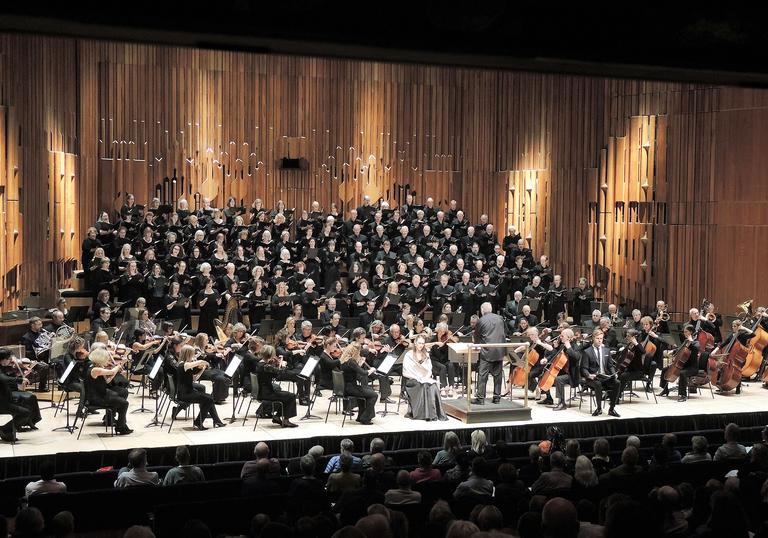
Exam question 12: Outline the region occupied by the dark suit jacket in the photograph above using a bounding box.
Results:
[581,345,616,379]
[474,312,506,362]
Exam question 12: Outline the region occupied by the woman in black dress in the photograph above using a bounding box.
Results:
[175,344,225,430]
[270,281,293,323]
[196,277,221,337]
[252,345,298,428]
[84,347,132,435]
[162,281,191,329]
[322,240,341,291]
[338,343,377,425]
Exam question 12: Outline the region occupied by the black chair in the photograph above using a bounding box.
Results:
[324,369,363,428]
[242,373,283,429]
[162,370,195,433]
[75,383,116,439]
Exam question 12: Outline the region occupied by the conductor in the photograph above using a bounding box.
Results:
[472,302,506,405]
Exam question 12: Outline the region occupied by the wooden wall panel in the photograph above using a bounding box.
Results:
[1,34,767,316]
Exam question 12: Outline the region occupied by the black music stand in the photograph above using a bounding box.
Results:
[224,355,243,423]
[376,350,404,417]
[52,362,78,433]
[144,356,166,428]
[298,355,322,420]
[130,350,154,414]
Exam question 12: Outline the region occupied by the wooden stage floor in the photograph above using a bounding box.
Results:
[1,375,764,460]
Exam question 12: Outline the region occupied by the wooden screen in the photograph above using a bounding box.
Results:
[1,35,767,318]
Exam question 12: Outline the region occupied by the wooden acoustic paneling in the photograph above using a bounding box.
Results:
[1,34,768,317]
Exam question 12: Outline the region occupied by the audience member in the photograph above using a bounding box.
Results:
[24,461,66,497]
[682,435,712,463]
[163,445,205,485]
[714,422,748,461]
[326,454,361,495]
[242,459,282,497]
[114,449,160,487]
[325,439,362,473]
[453,457,494,500]
[410,450,441,483]
[384,470,422,505]
[242,442,282,479]
[123,526,155,538]
[591,438,612,475]
[541,497,579,538]
[48,511,74,538]
[12,507,45,538]
[362,438,393,467]
[531,451,573,495]
[445,520,479,538]
[433,431,462,466]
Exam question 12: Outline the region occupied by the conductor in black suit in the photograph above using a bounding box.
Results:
[472,302,506,405]
[581,329,620,417]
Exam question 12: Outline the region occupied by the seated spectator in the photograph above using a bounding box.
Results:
[682,435,712,463]
[591,438,612,475]
[385,470,422,505]
[446,520,479,538]
[658,433,682,464]
[364,453,396,492]
[288,444,325,475]
[541,497,579,538]
[25,461,67,497]
[655,485,688,536]
[467,429,496,461]
[453,457,494,500]
[288,455,330,516]
[410,451,441,483]
[564,439,581,473]
[327,454,361,495]
[494,463,528,507]
[355,514,392,538]
[242,441,282,479]
[426,500,455,538]
[602,446,642,482]
[433,431,462,466]
[519,443,542,486]
[13,507,45,537]
[476,505,504,532]
[123,526,156,538]
[242,459,282,497]
[48,511,75,538]
[325,438,362,473]
[163,445,205,485]
[531,451,572,495]
[362,438,393,468]
[572,455,599,500]
[444,451,472,482]
[114,449,160,488]
[714,422,747,461]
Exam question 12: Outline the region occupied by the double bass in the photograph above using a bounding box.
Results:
[696,300,715,353]
[714,323,754,391]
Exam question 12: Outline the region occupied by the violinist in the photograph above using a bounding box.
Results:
[191,333,232,404]
[324,312,347,340]
[136,308,156,336]
[338,342,377,425]
[0,350,43,430]
[175,344,226,430]
[131,329,166,394]
[659,325,701,402]
[238,336,266,393]
[599,318,619,350]
[85,347,133,435]
[251,345,298,428]
[316,336,342,391]
[430,322,459,396]
[512,327,554,404]
[552,328,584,411]
[616,329,647,396]
[93,332,131,392]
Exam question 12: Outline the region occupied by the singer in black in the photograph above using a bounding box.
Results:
[580,329,620,417]
[471,302,507,405]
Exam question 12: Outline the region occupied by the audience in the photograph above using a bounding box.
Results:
[453,457,494,500]
[682,435,712,463]
[384,470,422,505]
[410,450,442,484]
[714,422,748,461]
[433,431,462,466]
[114,449,160,487]
[591,438,612,475]
[531,451,573,495]
[362,438,393,468]
[24,461,66,497]
[325,438,362,473]
[326,454,362,495]
[242,441,282,479]
[162,445,205,485]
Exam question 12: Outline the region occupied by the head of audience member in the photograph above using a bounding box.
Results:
[541,497,579,538]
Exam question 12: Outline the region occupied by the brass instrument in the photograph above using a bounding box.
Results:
[55,324,76,338]
[32,329,55,358]
[737,299,754,321]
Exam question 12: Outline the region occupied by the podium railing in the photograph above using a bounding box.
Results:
[448,341,531,411]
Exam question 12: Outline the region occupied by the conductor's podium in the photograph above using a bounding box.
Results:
[444,342,532,424]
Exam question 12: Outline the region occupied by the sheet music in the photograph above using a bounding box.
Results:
[225,355,242,378]
[377,353,398,375]
[149,356,163,380]
[59,361,75,383]
[299,355,320,378]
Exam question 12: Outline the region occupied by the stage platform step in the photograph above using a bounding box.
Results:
[442,397,532,423]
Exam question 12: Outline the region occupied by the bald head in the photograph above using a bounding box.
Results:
[542,497,579,538]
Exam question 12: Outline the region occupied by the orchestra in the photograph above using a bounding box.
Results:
[3,191,767,443]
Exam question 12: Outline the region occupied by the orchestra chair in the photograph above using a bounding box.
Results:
[74,383,116,439]
[620,375,658,404]
[578,379,608,415]
[242,373,283,430]
[0,415,15,444]
[161,370,197,433]
[688,367,716,400]
[324,370,364,428]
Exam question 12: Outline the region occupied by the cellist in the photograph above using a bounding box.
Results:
[659,325,701,402]
[512,327,554,404]
[639,316,665,392]
[552,328,584,411]
[616,329,647,396]
[712,319,752,395]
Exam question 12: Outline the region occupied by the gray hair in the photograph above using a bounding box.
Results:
[480,302,493,315]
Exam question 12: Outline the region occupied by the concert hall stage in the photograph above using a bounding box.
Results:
[2,378,768,477]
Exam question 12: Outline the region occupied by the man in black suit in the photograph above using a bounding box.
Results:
[472,302,507,405]
[580,329,620,417]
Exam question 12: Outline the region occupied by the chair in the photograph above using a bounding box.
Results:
[324,370,363,428]
[688,369,716,399]
[242,373,283,430]
[162,370,196,433]
[621,374,658,404]
[75,383,116,439]
[0,415,15,444]
[578,381,608,414]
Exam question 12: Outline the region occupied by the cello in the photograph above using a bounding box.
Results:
[509,327,552,387]
[663,337,694,383]
[616,329,644,376]
[538,348,568,391]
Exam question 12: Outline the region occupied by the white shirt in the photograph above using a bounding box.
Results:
[594,346,605,374]
[402,351,437,385]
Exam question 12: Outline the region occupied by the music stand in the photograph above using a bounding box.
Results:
[130,350,154,414]
[65,306,89,324]
[224,355,243,423]
[145,356,165,428]
[52,361,77,433]
[298,355,322,420]
[376,350,404,417]
[520,298,540,312]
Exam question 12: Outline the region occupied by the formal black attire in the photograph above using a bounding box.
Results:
[473,312,506,401]
[253,360,297,419]
[84,364,129,429]
[175,362,222,424]
[341,359,378,423]
[580,344,620,411]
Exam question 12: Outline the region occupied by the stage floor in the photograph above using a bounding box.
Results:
[1,375,764,460]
